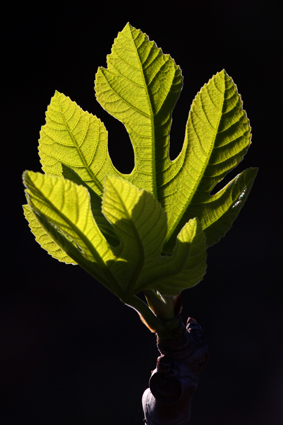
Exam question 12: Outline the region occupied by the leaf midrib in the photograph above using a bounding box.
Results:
[165,77,225,244]
[128,26,157,198]
[57,94,104,195]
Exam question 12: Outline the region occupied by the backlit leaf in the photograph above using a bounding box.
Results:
[23,23,257,301]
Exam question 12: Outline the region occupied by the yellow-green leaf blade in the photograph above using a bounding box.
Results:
[38,91,120,197]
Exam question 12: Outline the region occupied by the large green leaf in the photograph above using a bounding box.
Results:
[24,22,258,314]
[38,23,256,251]
[23,171,206,297]
[95,24,257,249]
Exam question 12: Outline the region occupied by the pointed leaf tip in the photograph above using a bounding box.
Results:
[38,90,119,196]
[95,24,183,196]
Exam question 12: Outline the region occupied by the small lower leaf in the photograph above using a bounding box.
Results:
[201,167,258,246]
[136,218,207,296]
[23,171,120,294]
[102,175,167,296]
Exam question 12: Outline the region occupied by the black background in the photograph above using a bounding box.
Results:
[2,1,282,424]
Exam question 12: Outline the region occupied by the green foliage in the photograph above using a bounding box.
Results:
[24,171,206,298]
[23,23,257,329]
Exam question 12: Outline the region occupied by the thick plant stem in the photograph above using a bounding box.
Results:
[142,317,209,425]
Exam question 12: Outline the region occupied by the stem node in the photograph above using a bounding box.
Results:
[142,317,209,425]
